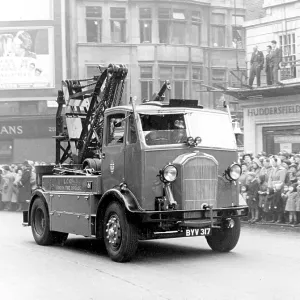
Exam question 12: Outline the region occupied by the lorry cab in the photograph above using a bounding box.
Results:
[102,101,241,211]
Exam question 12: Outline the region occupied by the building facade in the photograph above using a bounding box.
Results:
[239,0,300,155]
[244,0,300,86]
[0,0,66,164]
[67,0,246,112]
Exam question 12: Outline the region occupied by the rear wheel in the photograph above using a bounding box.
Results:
[31,197,68,246]
[206,218,241,252]
[103,201,138,262]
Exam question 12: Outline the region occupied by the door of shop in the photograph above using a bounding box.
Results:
[263,125,300,155]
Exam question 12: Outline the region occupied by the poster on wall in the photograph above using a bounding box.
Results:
[0,27,54,89]
[280,143,292,153]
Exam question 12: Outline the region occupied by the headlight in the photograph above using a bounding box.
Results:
[229,164,242,180]
[224,163,241,181]
[161,164,178,182]
[194,137,202,145]
[186,137,194,146]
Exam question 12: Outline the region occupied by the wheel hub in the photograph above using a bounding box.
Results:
[105,215,121,247]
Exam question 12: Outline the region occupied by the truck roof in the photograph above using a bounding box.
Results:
[106,101,228,115]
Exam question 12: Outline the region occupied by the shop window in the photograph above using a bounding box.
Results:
[140,66,153,102]
[279,33,297,79]
[110,7,126,43]
[86,6,102,43]
[158,8,186,44]
[140,8,152,43]
[0,141,13,158]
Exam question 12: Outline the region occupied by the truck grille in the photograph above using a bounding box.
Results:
[182,156,218,210]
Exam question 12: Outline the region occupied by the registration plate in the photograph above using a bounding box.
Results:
[185,228,212,237]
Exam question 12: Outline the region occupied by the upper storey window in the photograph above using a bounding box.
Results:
[211,13,226,47]
[140,8,152,43]
[86,6,102,43]
[110,7,126,43]
[158,8,187,45]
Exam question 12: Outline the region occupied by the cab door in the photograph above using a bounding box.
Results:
[101,111,126,191]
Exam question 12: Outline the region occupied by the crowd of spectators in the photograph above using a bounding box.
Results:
[238,151,300,225]
[0,160,43,212]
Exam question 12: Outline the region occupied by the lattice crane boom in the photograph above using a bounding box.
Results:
[54,64,128,165]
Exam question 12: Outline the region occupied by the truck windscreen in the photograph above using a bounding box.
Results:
[140,113,187,146]
[186,112,237,150]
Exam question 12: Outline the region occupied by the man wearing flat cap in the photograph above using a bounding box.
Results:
[269,40,282,85]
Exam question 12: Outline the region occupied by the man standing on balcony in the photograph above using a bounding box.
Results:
[270,40,282,85]
[265,45,273,86]
[249,45,264,88]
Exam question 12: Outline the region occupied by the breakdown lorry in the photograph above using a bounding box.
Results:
[23,64,248,262]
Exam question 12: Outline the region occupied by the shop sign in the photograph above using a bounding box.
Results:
[274,136,300,144]
[247,105,300,117]
[0,118,55,140]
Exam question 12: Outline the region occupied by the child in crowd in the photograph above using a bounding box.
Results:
[273,184,284,223]
[258,174,268,222]
[246,172,259,223]
[265,188,275,222]
[281,185,290,223]
[285,184,297,225]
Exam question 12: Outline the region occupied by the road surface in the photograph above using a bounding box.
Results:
[0,211,299,300]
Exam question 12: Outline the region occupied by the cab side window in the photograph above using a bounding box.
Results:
[107,113,125,146]
[128,115,137,144]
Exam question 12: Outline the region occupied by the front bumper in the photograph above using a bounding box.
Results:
[133,205,249,224]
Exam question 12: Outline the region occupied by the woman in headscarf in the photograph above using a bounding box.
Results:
[267,156,287,190]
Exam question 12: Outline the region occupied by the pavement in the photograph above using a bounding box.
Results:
[0,211,300,300]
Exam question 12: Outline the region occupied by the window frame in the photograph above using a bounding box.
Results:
[211,68,227,107]
[106,112,126,146]
[140,65,154,102]
[85,6,102,43]
[110,7,127,43]
[211,12,226,48]
[158,65,188,99]
[139,8,152,43]
[158,7,187,45]
[279,32,297,79]
[191,65,204,101]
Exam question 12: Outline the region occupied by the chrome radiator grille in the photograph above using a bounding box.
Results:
[183,156,218,210]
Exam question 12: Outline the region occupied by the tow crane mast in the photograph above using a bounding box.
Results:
[54,64,128,171]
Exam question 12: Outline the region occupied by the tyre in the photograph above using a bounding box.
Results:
[103,201,138,262]
[206,218,241,252]
[31,197,68,246]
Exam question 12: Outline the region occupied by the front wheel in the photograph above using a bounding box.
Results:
[31,197,68,246]
[206,218,241,252]
[103,202,138,262]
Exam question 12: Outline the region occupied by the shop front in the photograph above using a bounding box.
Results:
[241,93,300,155]
[0,117,56,164]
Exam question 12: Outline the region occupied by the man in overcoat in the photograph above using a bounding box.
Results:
[265,45,273,85]
[269,40,282,85]
[249,45,264,87]
[18,160,32,211]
